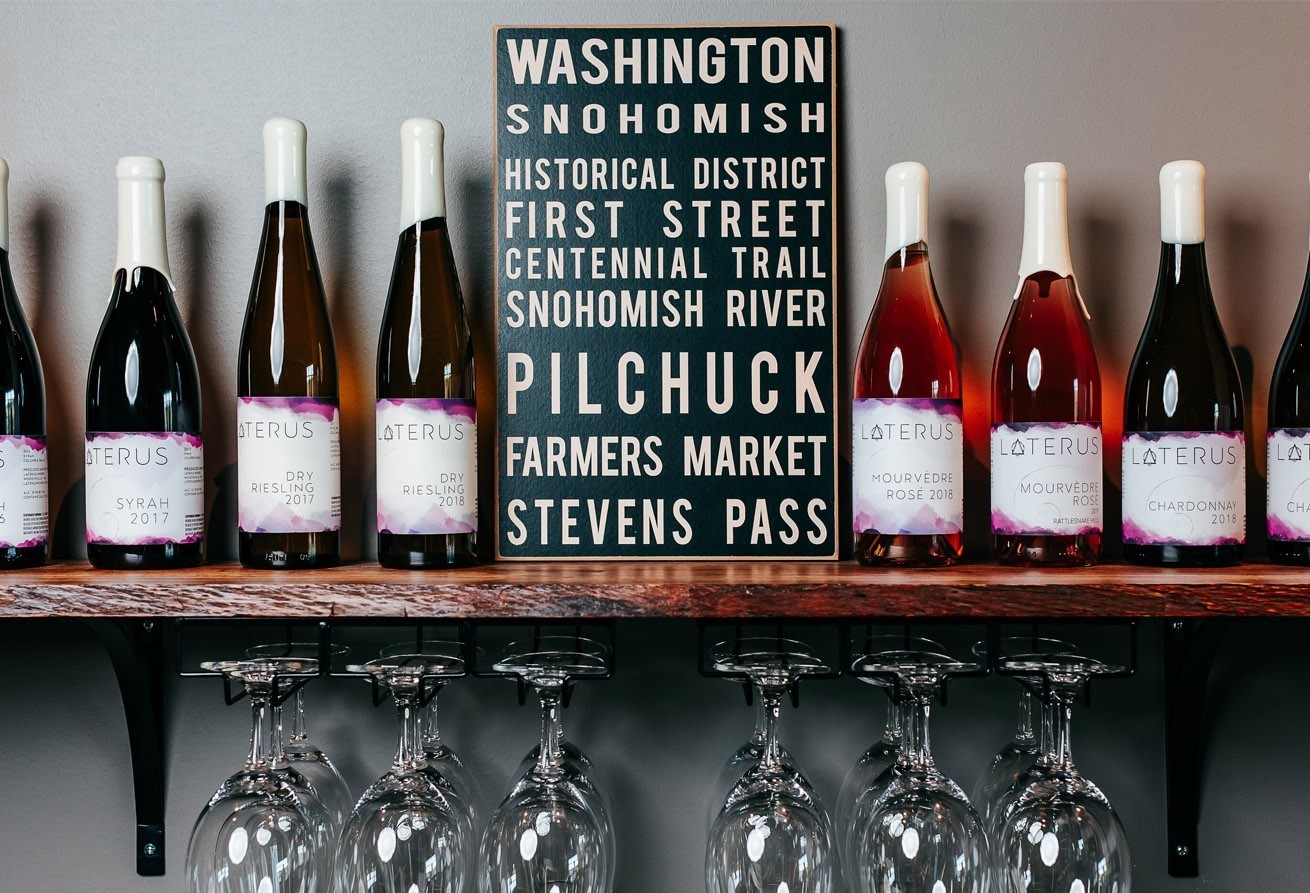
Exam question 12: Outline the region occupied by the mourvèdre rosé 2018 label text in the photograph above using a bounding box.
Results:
[852,398,962,535]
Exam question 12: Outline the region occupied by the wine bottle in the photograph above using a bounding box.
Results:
[376,118,477,569]
[1268,174,1310,564]
[237,117,341,569]
[990,162,1103,566]
[1122,161,1245,566]
[852,162,963,566]
[86,157,204,569]
[0,159,48,568]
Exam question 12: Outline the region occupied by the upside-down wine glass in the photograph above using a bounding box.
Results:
[838,660,906,887]
[244,642,354,834]
[185,657,333,893]
[706,638,835,893]
[849,641,990,893]
[480,635,614,893]
[992,648,1132,893]
[336,652,473,893]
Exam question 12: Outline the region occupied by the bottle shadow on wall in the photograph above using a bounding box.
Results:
[1217,211,1269,560]
[1078,211,1128,562]
[182,202,239,562]
[457,171,496,561]
[24,197,85,560]
[940,213,990,559]
[323,170,367,563]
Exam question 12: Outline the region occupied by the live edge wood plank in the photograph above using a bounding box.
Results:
[0,561,1306,620]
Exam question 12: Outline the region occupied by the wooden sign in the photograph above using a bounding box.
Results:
[495,24,838,559]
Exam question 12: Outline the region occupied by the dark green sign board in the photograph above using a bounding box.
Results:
[495,24,838,559]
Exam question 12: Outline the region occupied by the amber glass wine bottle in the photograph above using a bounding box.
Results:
[990,162,1103,566]
[376,118,477,569]
[0,159,48,568]
[852,162,963,566]
[1268,173,1310,564]
[1123,161,1245,566]
[86,158,204,569]
[237,118,341,568]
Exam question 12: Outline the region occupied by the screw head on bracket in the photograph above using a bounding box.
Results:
[143,843,158,857]
[1174,844,1189,857]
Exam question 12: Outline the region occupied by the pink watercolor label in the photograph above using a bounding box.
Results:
[1267,428,1310,541]
[85,432,204,545]
[0,434,47,548]
[990,422,1102,536]
[1122,430,1245,546]
[852,398,962,535]
[237,397,342,534]
[376,398,477,535]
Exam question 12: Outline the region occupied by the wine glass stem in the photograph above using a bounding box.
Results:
[393,689,425,772]
[425,691,443,750]
[1049,695,1076,771]
[246,686,279,769]
[751,690,769,745]
[757,684,785,772]
[291,688,308,744]
[535,687,566,776]
[1015,688,1035,745]
[884,696,903,745]
[898,695,935,770]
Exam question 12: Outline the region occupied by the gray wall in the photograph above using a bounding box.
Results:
[0,1,1308,890]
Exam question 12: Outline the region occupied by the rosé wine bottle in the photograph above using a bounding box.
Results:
[990,162,1103,566]
[853,162,964,567]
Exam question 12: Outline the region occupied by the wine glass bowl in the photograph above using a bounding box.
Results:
[336,653,472,893]
[186,658,333,893]
[845,642,989,893]
[706,638,836,893]
[480,634,615,893]
[992,648,1132,893]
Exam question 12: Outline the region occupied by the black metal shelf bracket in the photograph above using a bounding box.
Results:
[1164,618,1229,878]
[88,619,167,877]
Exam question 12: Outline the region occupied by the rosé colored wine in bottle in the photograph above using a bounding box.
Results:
[853,162,964,567]
[86,157,204,569]
[376,119,477,569]
[0,159,48,568]
[1267,173,1310,564]
[990,162,1103,566]
[1122,161,1245,567]
[237,118,341,569]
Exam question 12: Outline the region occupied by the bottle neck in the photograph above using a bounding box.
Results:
[116,177,172,292]
[1152,242,1216,313]
[885,175,928,261]
[1017,178,1073,286]
[401,156,446,233]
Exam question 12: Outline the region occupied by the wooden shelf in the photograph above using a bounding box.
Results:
[0,560,1306,619]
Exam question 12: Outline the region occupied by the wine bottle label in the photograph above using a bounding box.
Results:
[1121,431,1245,545]
[375,398,477,535]
[990,422,1103,536]
[84,432,204,545]
[852,398,963,535]
[237,397,342,534]
[0,435,47,548]
[1267,428,1310,541]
